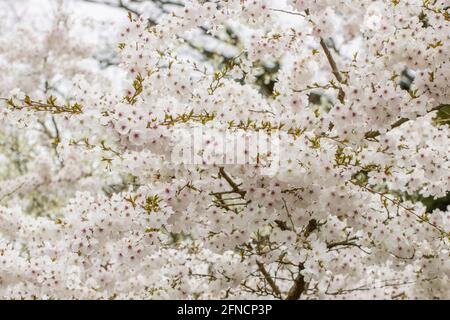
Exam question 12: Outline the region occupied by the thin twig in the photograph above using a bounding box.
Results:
[270,8,306,17]
[319,38,345,103]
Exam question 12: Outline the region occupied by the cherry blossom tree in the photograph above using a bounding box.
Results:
[0,0,449,299]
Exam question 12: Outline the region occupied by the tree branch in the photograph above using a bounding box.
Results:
[81,0,141,16]
[320,38,345,103]
[218,167,246,198]
[365,104,449,140]
[304,219,317,238]
[285,263,306,300]
[256,260,282,299]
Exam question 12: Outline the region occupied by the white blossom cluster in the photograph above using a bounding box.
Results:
[0,0,449,299]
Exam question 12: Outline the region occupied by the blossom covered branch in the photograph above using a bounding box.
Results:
[0,0,448,300]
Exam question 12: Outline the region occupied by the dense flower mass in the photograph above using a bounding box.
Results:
[0,0,449,299]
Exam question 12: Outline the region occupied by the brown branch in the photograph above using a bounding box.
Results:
[274,220,291,231]
[320,38,345,103]
[2,96,83,115]
[212,167,250,211]
[81,0,141,16]
[218,167,246,198]
[325,277,438,296]
[256,260,282,299]
[285,263,306,300]
[304,219,317,238]
[326,238,371,254]
[270,8,306,17]
[283,219,318,300]
[365,103,449,139]
[320,38,343,83]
